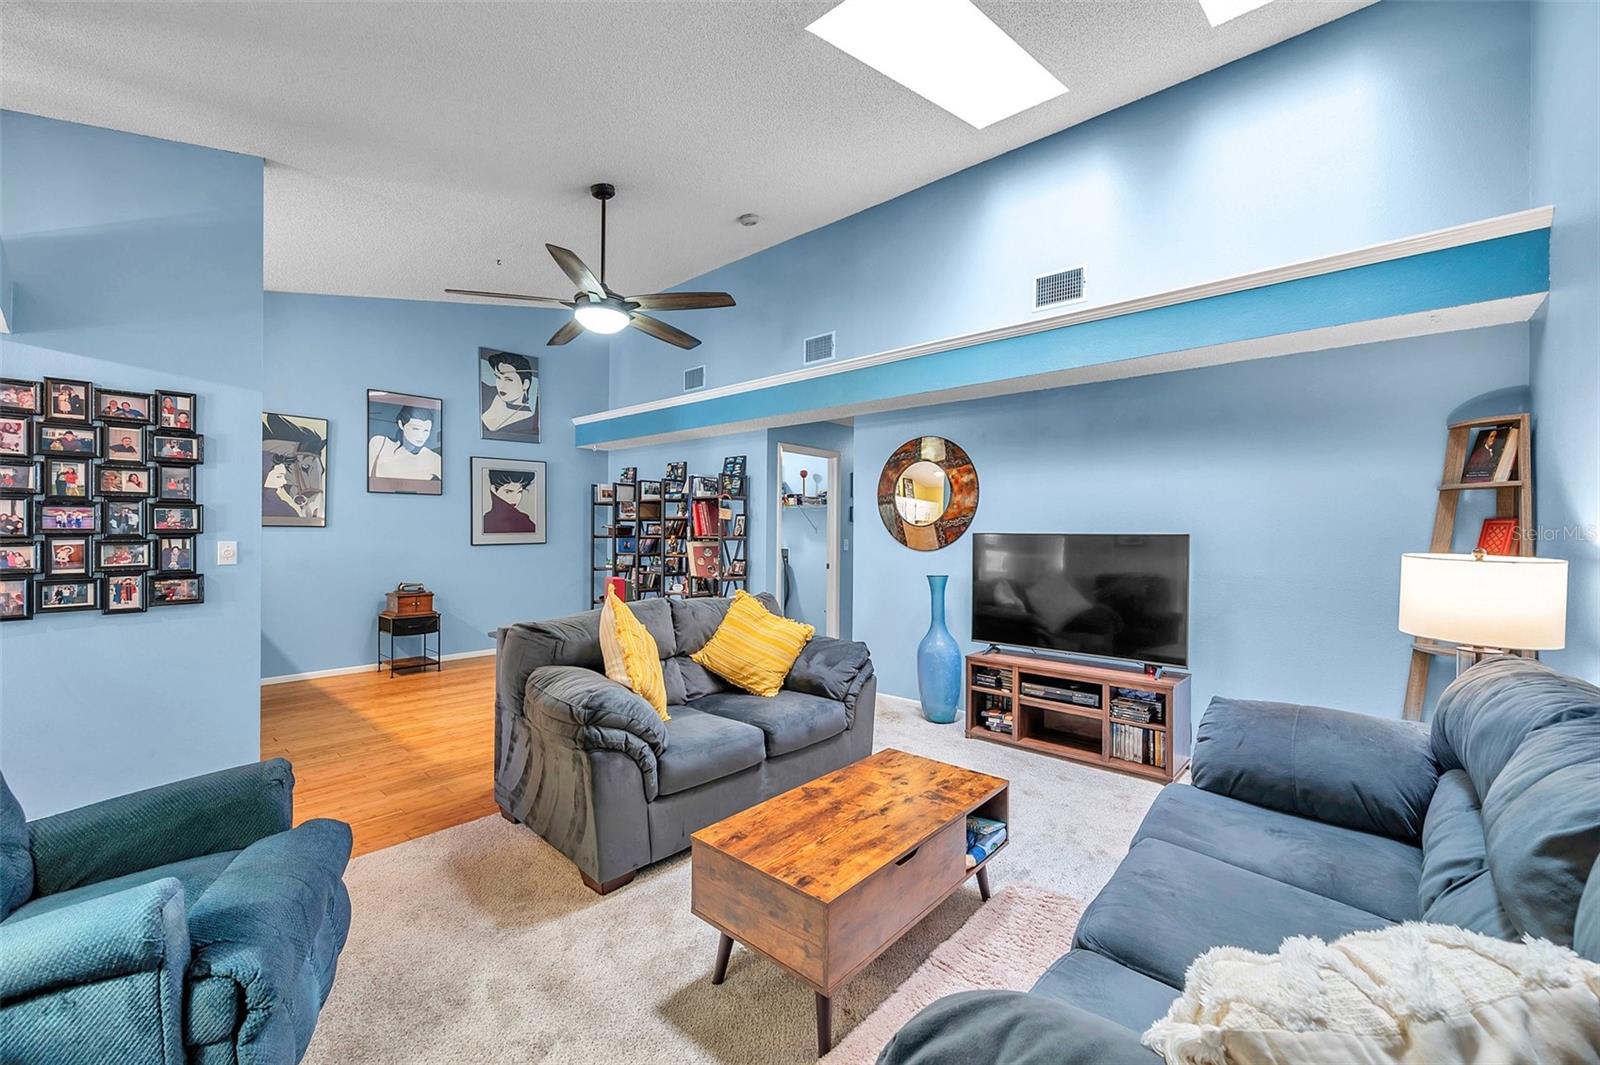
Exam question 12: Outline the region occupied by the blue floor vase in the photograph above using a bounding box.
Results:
[917,574,962,724]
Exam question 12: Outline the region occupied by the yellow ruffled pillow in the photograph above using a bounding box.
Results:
[599,588,669,721]
[691,590,814,697]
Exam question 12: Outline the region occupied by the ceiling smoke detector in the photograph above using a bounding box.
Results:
[737,213,761,227]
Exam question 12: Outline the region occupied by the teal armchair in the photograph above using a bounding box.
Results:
[0,759,353,1065]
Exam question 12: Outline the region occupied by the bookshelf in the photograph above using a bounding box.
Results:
[964,650,1191,783]
[591,456,748,604]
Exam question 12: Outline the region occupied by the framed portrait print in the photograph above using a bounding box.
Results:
[104,573,148,614]
[37,578,100,613]
[42,378,93,424]
[155,391,197,432]
[44,457,92,501]
[0,576,31,621]
[470,457,546,546]
[0,498,30,537]
[151,574,204,606]
[37,423,97,457]
[149,503,202,534]
[478,348,539,443]
[45,536,90,576]
[102,427,146,464]
[97,465,154,499]
[156,535,195,574]
[40,502,98,534]
[0,419,30,459]
[157,465,195,502]
[0,380,41,417]
[0,541,40,576]
[97,539,153,572]
[262,413,327,527]
[151,432,202,465]
[96,389,154,425]
[367,390,442,495]
[0,461,39,496]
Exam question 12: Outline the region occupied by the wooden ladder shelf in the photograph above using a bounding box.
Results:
[1403,412,1534,720]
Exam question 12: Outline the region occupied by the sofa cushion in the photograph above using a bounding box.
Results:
[1576,856,1600,963]
[691,591,814,697]
[693,690,848,758]
[661,656,689,706]
[1481,716,1600,945]
[669,592,781,656]
[598,589,669,720]
[2,849,240,925]
[655,706,766,797]
[1031,948,1178,1033]
[1133,784,1422,922]
[0,775,31,919]
[1418,769,1517,939]
[786,637,872,703]
[1073,839,1390,987]
[676,655,730,701]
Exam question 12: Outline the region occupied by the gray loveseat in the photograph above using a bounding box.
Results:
[494,593,876,893]
[880,656,1600,1063]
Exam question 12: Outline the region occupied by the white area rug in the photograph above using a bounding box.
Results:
[302,694,1160,1065]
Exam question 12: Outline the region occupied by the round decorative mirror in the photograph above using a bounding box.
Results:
[877,437,978,550]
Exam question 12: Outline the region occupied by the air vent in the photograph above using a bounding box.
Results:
[1034,266,1086,311]
[683,365,706,392]
[803,332,836,365]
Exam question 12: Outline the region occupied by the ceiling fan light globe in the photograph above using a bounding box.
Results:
[574,302,630,335]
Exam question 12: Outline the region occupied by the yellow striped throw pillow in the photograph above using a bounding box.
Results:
[599,588,669,721]
[691,590,815,697]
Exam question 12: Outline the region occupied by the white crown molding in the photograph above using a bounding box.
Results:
[574,206,1554,430]
[260,646,493,686]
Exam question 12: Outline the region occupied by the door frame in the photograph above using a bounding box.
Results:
[773,442,841,638]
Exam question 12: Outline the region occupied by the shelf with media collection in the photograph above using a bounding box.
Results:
[965,649,1191,783]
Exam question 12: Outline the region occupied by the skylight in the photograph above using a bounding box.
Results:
[1197,0,1277,28]
[805,0,1067,130]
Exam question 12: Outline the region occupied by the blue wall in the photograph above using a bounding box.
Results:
[1529,0,1600,681]
[769,419,855,637]
[777,450,829,631]
[0,111,265,815]
[261,293,609,677]
[851,326,1531,714]
[608,1,1533,409]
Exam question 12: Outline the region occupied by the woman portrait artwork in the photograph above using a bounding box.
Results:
[367,391,443,495]
[262,413,328,527]
[478,348,540,443]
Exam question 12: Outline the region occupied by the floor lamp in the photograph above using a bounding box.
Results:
[1399,550,1568,674]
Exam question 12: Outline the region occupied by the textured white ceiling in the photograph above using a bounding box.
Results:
[1,0,1368,302]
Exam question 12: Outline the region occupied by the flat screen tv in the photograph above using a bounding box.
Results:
[972,533,1189,668]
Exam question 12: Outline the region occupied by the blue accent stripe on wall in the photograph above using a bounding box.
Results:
[578,229,1549,447]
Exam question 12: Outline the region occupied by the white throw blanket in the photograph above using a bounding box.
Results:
[1143,923,1600,1065]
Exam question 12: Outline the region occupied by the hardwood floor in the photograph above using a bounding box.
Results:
[260,657,498,857]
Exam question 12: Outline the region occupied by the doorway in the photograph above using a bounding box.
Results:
[774,443,841,638]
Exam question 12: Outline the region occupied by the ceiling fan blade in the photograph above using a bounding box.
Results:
[629,313,701,350]
[625,291,737,311]
[445,288,572,307]
[545,244,604,296]
[546,319,584,346]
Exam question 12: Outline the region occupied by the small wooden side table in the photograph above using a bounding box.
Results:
[377,610,441,676]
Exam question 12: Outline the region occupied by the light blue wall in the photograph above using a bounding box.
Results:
[608,1,1533,409]
[852,327,1531,715]
[769,419,855,638]
[260,293,609,677]
[778,450,828,631]
[1529,0,1600,681]
[0,111,264,815]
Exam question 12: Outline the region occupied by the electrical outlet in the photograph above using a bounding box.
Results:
[217,541,238,566]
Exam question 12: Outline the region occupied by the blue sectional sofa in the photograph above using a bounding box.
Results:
[879,656,1600,1064]
[0,759,352,1065]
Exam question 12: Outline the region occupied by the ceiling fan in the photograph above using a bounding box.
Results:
[446,183,735,350]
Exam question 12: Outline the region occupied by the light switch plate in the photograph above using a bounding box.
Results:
[217,540,238,566]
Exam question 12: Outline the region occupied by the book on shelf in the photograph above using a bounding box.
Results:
[1110,722,1166,768]
[965,815,1007,868]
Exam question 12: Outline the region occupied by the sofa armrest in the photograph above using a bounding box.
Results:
[525,665,665,800]
[1192,697,1438,842]
[185,819,352,1063]
[28,760,294,896]
[878,990,1158,1065]
[786,637,875,727]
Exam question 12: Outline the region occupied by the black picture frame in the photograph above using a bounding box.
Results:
[0,576,32,621]
[36,577,101,613]
[154,390,198,433]
[43,457,93,502]
[44,535,91,577]
[0,416,32,459]
[151,573,204,606]
[101,426,148,465]
[366,389,442,495]
[155,535,196,575]
[150,431,202,466]
[0,460,40,496]
[42,377,94,425]
[95,388,155,426]
[97,538,154,573]
[39,501,99,535]
[103,573,149,614]
[36,422,98,458]
[0,379,41,417]
[0,539,41,577]
[96,464,155,499]
[0,498,32,537]
[99,500,142,537]
[149,502,202,535]
[156,465,196,502]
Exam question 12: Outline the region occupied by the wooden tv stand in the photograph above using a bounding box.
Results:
[965,650,1191,783]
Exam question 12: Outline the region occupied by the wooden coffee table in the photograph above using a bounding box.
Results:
[691,748,1010,1055]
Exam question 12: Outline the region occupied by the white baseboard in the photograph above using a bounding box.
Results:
[260,647,495,686]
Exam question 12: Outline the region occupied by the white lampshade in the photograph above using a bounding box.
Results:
[1398,552,1567,649]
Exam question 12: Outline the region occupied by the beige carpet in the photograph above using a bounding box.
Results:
[302,694,1161,1065]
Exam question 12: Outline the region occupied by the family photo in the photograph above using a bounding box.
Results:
[47,458,90,499]
[98,541,152,571]
[104,429,145,462]
[47,538,88,576]
[41,504,96,533]
[0,543,39,574]
[156,391,196,431]
[97,390,152,424]
[0,499,27,537]
[158,466,194,501]
[104,502,141,535]
[0,463,36,494]
[0,577,30,620]
[367,390,442,494]
[478,348,539,442]
[0,380,40,415]
[105,574,147,612]
[153,433,202,464]
[151,504,201,533]
[0,419,28,458]
[158,536,194,573]
[470,457,546,545]
[99,466,152,497]
[38,579,98,612]
[45,378,92,423]
[152,575,203,605]
[262,412,328,526]
[39,425,96,455]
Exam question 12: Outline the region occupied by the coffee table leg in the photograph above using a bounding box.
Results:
[816,992,832,1056]
[711,933,733,985]
[977,865,992,902]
